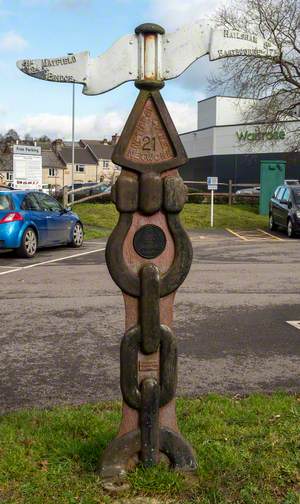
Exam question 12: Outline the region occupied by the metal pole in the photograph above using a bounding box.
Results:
[71,82,75,203]
[68,52,75,204]
[211,189,214,227]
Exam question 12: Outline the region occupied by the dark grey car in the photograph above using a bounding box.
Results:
[269,185,300,238]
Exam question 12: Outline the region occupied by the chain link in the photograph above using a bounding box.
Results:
[120,263,177,465]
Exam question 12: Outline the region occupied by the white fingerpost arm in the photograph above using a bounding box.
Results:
[16,21,279,95]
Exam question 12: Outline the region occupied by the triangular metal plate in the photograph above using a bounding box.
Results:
[112,90,188,173]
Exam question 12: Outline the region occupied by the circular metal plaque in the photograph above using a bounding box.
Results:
[133,224,166,259]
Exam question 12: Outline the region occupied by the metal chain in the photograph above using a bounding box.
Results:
[120,262,178,466]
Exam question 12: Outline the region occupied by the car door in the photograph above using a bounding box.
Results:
[272,186,284,225]
[21,193,49,246]
[34,192,69,244]
[278,187,290,227]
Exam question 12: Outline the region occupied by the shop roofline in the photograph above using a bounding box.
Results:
[180,119,300,136]
[197,95,260,104]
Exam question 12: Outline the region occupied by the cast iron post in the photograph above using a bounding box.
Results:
[100,23,196,478]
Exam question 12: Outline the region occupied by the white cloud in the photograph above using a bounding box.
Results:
[0,31,28,52]
[0,99,197,139]
[148,0,223,30]
[1,110,127,140]
[166,100,197,133]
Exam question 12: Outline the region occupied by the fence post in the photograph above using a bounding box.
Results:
[63,186,68,208]
[228,179,233,205]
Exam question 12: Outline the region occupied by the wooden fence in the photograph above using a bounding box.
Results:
[63,182,111,207]
[184,180,259,205]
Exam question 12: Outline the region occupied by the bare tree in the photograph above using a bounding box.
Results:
[211,0,300,150]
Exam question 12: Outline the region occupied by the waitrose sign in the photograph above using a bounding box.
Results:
[236,129,286,142]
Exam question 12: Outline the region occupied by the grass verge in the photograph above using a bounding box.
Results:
[0,393,299,503]
[73,203,268,240]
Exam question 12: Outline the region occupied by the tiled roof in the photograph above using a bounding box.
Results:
[42,150,65,169]
[59,146,97,165]
[0,154,13,171]
[80,140,114,160]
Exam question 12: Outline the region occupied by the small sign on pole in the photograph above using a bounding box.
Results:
[207,176,218,227]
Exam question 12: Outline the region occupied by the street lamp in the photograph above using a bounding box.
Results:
[68,53,75,203]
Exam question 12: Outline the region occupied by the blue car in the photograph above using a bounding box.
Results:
[0,190,84,258]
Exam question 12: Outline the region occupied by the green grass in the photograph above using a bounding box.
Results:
[0,394,299,503]
[73,203,268,240]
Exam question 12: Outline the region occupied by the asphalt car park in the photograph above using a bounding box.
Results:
[0,230,300,413]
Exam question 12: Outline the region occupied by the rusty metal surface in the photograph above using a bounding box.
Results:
[133,225,166,259]
[124,97,174,165]
[102,87,196,477]
[164,177,188,213]
[112,90,188,173]
[139,172,163,215]
[105,211,192,298]
[140,264,160,354]
[115,172,139,213]
[140,377,160,466]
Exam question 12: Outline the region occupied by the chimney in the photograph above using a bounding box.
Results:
[111,133,119,145]
[52,138,64,154]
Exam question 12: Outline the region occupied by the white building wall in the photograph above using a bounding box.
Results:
[181,129,214,158]
[197,98,217,129]
[181,120,297,158]
[197,96,258,129]
[215,97,257,126]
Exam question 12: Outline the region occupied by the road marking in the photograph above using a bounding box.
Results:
[190,236,207,241]
[226,228,248,241]
[286,321,300,330]
[257,229,284,241]
[227,228,286,242]
[0,265,19,269]
[0,247,106,276]
[84,241,106,245]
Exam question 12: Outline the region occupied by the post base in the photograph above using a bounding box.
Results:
[99,427,197,480]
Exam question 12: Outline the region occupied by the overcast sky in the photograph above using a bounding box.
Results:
[0,0,223,140]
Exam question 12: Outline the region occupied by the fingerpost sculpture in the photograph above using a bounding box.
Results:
[17,20,277,478]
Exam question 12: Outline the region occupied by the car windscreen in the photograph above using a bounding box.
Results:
[0,194,13,210]
[292,189,300,205]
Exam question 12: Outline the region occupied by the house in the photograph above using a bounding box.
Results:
[79,137,119,181]
[42,149,65,189]
[0,152,13,186]
[0,134,120,191]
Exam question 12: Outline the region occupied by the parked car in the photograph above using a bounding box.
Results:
[0,190,84,258]
[284,179,300,186]
[41,184,51,195]
[236,186,260,195]
[269,184,300,238]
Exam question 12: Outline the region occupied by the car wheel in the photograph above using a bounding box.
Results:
[16,228,37,258]
[70,222,84,248]
[269,213,277,231]
[287,219,295,238]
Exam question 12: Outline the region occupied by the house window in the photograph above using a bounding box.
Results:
[76,164,85,173]
[6,172,13,181]
[103,160,109,169]
[48,168,57,177]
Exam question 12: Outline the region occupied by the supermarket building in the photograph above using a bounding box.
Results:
[180,96,300,184]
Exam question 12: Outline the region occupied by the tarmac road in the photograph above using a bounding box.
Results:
[0,229,299,413]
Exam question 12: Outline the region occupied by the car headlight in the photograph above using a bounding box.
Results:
[296,211,300,219]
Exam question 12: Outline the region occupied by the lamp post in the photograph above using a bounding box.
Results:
[68,53,75,203]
